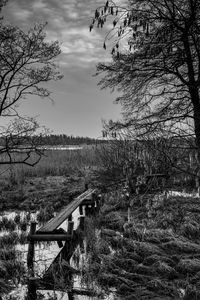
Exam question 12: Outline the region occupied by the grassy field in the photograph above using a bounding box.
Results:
[0,145,101,212]
[0,145,100,183]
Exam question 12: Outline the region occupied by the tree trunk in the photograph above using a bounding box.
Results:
[183,35,200,191]
[192,99,200,193]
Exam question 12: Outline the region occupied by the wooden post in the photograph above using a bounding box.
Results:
[68,291,75,300]
[67,221,74,235]
[79,216,85,253]
[85,205,89,216]
[85,205,93,216]
[95,196,100,213]
[27,222,37,300]
[90,203,95,215]
[128,206,131,223]
[79,205,83,216]
[161,177,166,192]
[27,279,37,300]
[96,194,102,212]
[91,193,98,214]
[27,222,36,273]
[79,216,85,231]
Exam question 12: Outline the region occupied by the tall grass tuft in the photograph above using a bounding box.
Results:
[0,231,27,249]
[19,221,27,232]
[0,217,17,232]
[18,231,27,244]
[0,248,16,260]
[0,246,26,295]
[37,206,54,224]
[0,232,21,247]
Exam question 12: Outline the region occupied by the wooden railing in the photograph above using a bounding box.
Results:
[36,188,96,234]
[27,188,98,300]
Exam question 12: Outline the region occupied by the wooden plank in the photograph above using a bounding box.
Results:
[28,234,72,241]
[37,189,96,233]
[81,199,94,205]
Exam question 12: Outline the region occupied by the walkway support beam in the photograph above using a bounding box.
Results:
[28,234,72,241]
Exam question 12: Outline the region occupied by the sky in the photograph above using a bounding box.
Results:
[2,0,122,138]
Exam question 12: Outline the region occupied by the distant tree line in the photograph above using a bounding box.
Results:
[33,134,105,146]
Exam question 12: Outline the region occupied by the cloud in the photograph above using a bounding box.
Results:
[13,9,32,20]
[3,0,116,68]
[32,0,47,10]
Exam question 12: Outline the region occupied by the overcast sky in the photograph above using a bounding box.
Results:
[2,0,122,138]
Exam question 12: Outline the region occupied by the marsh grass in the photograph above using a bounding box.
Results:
[19,221,27,232]
[0,217,17,232]
[0,245,26,295]
[0,229,28,247]
[0,247,16,260]
[0,217,28,296]
[18,231,27,244]
[0,146,100,184]
[0,212,32,233]
[37,206,54,224]
[0,232,19,247]
[0,277,13,294]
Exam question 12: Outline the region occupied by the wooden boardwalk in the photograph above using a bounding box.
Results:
[37,188,96,233]
[27,188,98,300]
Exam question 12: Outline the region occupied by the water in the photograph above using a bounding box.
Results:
[40,145,83,151]
[1,207,101,300]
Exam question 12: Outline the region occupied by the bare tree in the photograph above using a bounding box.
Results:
[0,21,62,166]
[91,0,200,183]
